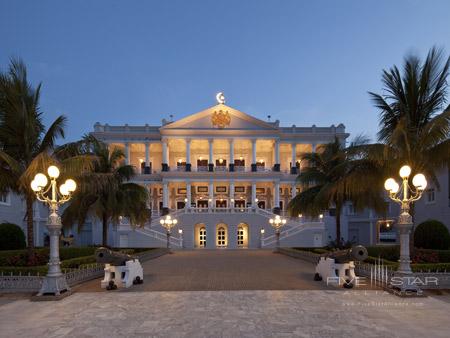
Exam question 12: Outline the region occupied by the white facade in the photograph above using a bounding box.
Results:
[90,97,348,249]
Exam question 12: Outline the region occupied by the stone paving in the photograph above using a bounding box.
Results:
[2,250,450,337]
[77,249,329,292]
[1,290,450,337]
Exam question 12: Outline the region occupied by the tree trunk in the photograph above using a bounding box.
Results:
[335,208,341,249]
[26,195,35,254]
[102,213,108,247]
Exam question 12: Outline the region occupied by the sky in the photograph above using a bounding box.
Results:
[1,0,450,142]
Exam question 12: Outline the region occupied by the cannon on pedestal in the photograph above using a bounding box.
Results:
[314,245,368,288]
[95,247,143,290]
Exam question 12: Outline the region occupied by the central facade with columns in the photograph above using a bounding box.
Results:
[91,95,348,249]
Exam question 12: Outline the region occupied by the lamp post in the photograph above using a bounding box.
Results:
[178,228,184,249]
[269,215,286,251]
[30,165,77,297]
[160,215,178,250]
[384,165,427,293]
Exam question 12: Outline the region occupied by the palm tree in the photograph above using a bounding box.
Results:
[62,137,149,246]
[0,58,68,251]
[288,138,386,248]
[367,46,450,185]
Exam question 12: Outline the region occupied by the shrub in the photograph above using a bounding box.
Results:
[366,245,399,261]
[414,220,450,250]
[411,263,450,273]
[0,223,26,250]
[60,255,96,269]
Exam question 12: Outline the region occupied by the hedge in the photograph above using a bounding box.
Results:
[0,223,26,250]
[414,219,450,250]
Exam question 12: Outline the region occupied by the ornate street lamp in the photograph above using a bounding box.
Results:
[160,215,178,249]
[269,215,286,250]
[384,165,427,293]
[30,165,77,297]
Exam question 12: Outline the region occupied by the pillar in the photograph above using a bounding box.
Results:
[125,142,130,165]
[273,140,280,172]
[251,139,257,172]
[162,182,169,215]
[208,139,214,172]
[312,143,316,153]
[274,182,280,214]
[291,182,297,200]
[229,139,235,172]
[230,181,235,208]
[209,181,214,207]
[144,142,150,174]
[291,143,297,174]
[186,182,192,208]
[185,139,191,172]
[162,139,169,172]
[251,182,257,208]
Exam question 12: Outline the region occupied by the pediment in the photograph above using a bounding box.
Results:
[160,104,277,131]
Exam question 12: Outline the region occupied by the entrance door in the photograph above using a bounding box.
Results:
[198,200,208,208]
[235,200,246,208]
[216,226,227,247]
[257,201,266,209]
[216,200,227,208]
[199,227,206,247]
[177,201,186,209]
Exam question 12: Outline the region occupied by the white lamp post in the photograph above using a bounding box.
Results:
[269,215,286,250]
[384,165,427,293]
[30,165,77,297]
[160,215,178,249]
[178,228,184,249]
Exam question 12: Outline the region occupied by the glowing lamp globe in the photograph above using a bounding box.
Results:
[412,173,427,190]
[59,184,69,196]
[30,180,40,192]
[160,219,165,225]
[65,179,77,192]
[384,178,396,191]
[47,165,60,179]
[399,165,411,179]
[34,173,48,187]
[282,219,287,224]
[269,219,274,224]
[173,219,178,225]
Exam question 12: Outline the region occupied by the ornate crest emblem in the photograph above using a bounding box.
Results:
[211,110,231,129]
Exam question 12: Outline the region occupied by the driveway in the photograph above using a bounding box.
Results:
[77,249,330,291]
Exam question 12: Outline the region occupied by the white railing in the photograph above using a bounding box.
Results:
[135,227,182,247]
[261,221,325,247]
[197,166,208,172]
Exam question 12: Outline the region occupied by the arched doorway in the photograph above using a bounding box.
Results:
[216,223,228,248]
[237,223,249,248]
[194,223,207,248]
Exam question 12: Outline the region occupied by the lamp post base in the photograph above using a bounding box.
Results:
[34,275,71,300]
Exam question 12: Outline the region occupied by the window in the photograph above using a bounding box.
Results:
[426,188,435,204]
[0,192,9,205]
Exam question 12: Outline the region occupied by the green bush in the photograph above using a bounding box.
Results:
[411,263,450,273]
[0,223,26,250]
[366,245,399,261]
[414,220,450,250]
[60,255,97,269]
[364,256,397,266]
[0,265,48,275]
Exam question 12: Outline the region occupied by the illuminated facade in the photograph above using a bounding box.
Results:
[91,95,348,249]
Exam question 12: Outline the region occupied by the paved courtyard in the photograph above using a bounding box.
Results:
[1,290,450,337]
[78,249,329,292]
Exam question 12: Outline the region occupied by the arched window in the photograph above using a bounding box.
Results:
[237,226,244,246]
[217,227,226,247]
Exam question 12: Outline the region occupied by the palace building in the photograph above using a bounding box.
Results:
[90,94,349,249]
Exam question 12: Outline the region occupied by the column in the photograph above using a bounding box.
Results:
[185,139,191,172]
[291,143,297,174]
[209,181,214,207]
[125,142,130,165]
[251,139,257,172]
[162,182,169,214]
[186,182,192,208]
[229,181,235,208]
[208,139,214,172]
[274,140,280,172]
[251,182,257,207]
[229,139,235,172]
[311,143,316,153]
[274,182,280,213]
[144,142,150,174]
[291,182,297,200]
[162,139,169,171]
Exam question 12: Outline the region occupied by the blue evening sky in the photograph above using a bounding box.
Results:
[1,0,450,142]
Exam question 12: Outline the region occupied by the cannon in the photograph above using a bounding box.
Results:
[314,245,368,288]
[95,247,143,290]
